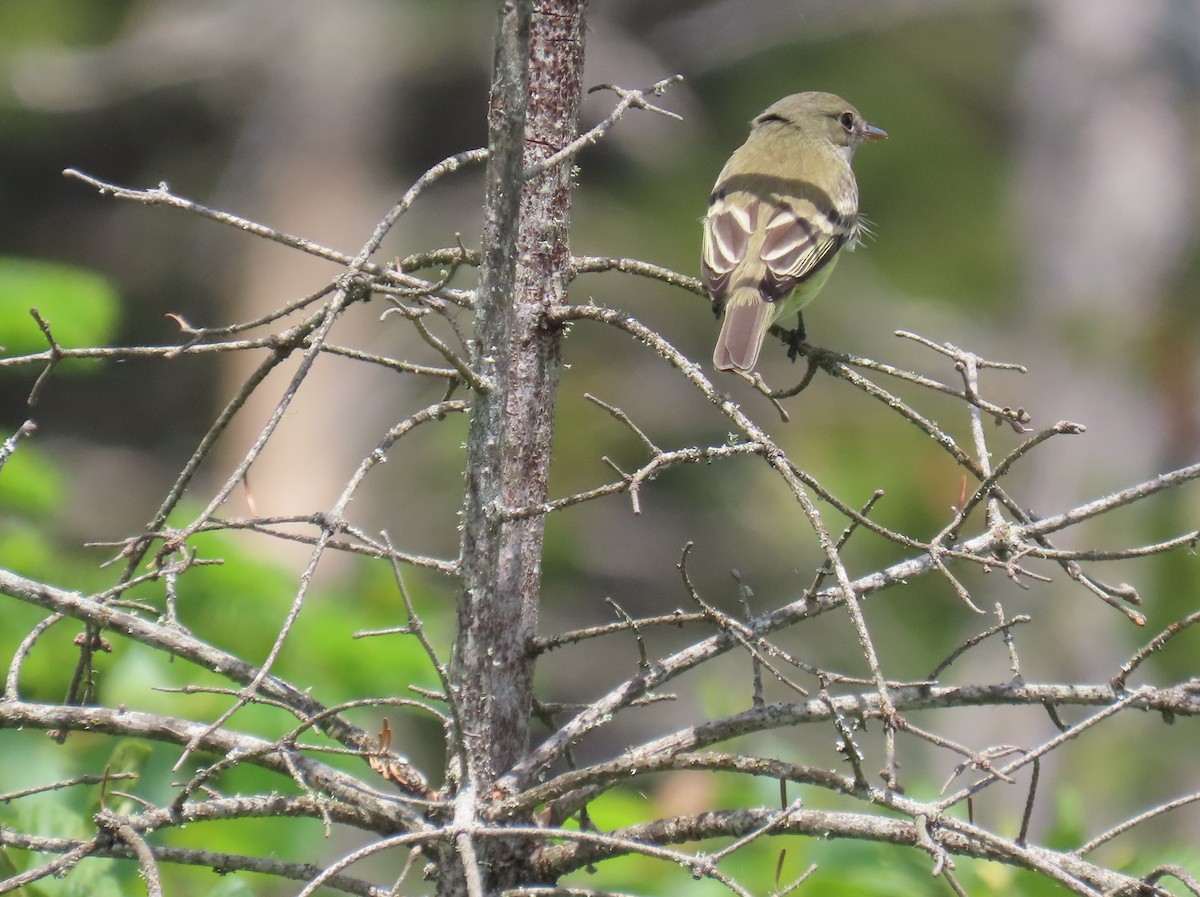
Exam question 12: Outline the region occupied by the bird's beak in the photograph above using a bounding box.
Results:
[862,122,888,142]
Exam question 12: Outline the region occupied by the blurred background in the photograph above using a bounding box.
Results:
[1,1,1199,894]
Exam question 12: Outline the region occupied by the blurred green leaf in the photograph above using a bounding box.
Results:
[0,447,63,515]
[86,738,152,817]
[0,522,55,576]
[0,0,129,47]
[0,256,120,357]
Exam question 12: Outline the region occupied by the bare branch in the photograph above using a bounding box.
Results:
[524,75,684,180]
[63,169,472,305]
[1075,791,1200,856]
[1111,610,1200,690]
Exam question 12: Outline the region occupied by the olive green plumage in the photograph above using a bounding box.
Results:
[703,92,886,372]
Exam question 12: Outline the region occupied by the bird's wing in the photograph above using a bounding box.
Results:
[702,192,851,305]
[701,195,758,302]
[757,200,849,300]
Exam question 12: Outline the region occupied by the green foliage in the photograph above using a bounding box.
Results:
[0,760,125,897]
[0,256,120,358]
[0,0,131,47]
[0,446,63,516]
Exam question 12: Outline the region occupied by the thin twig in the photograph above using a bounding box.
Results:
[524,75,684,179]
[927,614,1032,681]
[0,420,38,473]
[1111,610,1200,690]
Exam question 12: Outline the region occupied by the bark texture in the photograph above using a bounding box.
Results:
[447,0,588,892]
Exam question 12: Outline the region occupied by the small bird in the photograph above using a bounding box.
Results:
[703,92,886,372]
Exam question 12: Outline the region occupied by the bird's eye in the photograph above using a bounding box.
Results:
[838,111,856,131]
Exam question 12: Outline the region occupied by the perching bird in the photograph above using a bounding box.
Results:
[702,92,886,372]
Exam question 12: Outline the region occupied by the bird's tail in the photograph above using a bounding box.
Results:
[713,289,773,372]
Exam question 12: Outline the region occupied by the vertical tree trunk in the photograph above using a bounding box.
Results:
[447,0,587,892]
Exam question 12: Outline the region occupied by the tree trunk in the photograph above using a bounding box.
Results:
[445,0,587,892]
